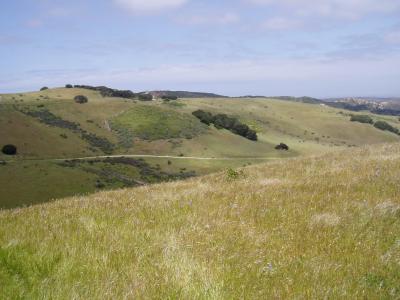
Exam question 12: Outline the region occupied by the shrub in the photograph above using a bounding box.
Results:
[192,110,214,125]
[74,95,88,104]
[374,121,400,135]
[40,87,49,91]
[162,95,178,101]
[350,115,374,124]
[2,144,17,155]
[192,110,258,141]
[275,143,289,151]
[138,94,153,101]
[65,84,73,88]
[226,168,244,180]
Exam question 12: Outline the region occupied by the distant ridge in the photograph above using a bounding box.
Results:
[148,90,226,98]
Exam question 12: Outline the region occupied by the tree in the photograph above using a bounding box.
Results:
[40,87,49,91]
[374,121,400,135]
[350,115,374,124]
[74,95,89,104]
[192,110,213,125]
[192,110,258,141]
[275,143,289,151]
[138,94,153,101]
[2,144,17,155]
[65,84,73,88]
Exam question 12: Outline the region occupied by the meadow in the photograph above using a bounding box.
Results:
[0,143,399,298]
[1,87,400,208]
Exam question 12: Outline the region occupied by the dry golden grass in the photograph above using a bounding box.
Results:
[1,143,400,299]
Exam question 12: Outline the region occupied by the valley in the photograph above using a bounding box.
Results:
[1,87,400,208]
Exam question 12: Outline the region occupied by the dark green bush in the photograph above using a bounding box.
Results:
[161,95,178,101]
[65,84,73,88]
[192,110,214,125]
[138,94,153,101]
[192,110,258,141]
[350,115,374,124]
[374,121,400,135]
[275,143,289,151]
[40,87,49,91]
[74,95,88,104]
[2,144,17,155]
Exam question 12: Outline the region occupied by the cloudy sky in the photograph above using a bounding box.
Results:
[1,0,400,97]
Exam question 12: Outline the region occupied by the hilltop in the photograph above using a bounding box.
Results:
[0,143,399,298]
[1,86,400,208]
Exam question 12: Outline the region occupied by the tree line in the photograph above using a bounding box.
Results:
[192,110,258,141]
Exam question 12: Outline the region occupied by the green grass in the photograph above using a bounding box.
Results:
[1,88,400,208]
[110,104,207,141]
[0,143,399,298]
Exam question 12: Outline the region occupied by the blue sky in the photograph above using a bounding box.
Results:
[1,0,400,97]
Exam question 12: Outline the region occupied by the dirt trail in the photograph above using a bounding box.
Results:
[4,154,282,163]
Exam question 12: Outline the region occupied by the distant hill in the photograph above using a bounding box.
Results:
[1,87,399,208]
[148,90,226,98]
[272,96,323,104]
[324,97,400,116]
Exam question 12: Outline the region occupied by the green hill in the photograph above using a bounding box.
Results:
[1,87,400,208]
[0,143,399,298]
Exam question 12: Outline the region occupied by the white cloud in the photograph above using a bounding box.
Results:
[260,17,302,30]
[114,0,188,14]
[175,12,240,25]
[385,31,400,44]
[247,0,400,19]
[4,54,400,97]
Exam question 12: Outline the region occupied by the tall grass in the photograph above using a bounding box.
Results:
[1,143,400,299]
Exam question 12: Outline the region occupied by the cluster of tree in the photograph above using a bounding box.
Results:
[350,115,374,124]
[65,84,73,88]
[74,95,88,104]
[161,95,178,101]
[350,115,400,136]
[374,121,400,135]
[40,87,49,91]
[73,85,138,100]
[2,144,17,155]
[192,110,258,141]
[137,94,153,101]
[153,91,225,98]
[275,143,289,151]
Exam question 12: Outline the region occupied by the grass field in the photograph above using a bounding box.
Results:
[1,143,399,298]
[1,87,400,208]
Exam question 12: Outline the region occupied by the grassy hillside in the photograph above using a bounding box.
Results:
[1,87,400,208]
[1,143,399,298]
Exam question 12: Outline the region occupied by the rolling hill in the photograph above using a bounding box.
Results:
[1,87,400,208]
[0,143,399,298]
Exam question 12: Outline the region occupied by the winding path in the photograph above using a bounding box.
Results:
[4,154,283,163]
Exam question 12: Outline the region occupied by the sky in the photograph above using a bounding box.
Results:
[1,0,400,97]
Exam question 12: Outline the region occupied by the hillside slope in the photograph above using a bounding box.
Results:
[1,87,400,208]
[1,143,399,299]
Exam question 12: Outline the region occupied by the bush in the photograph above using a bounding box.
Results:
[192,110,214,125]
[74,95,88,104]
[192,110,258,141]
[374,121,400,135]
[162,95,178,101]
[275,143,289,151]
[138,94,153,101]
[2,144,17,155]
[226,168,244,180]
[350,115,374,124]
[40,87,49,91]
[65,84,73,88]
